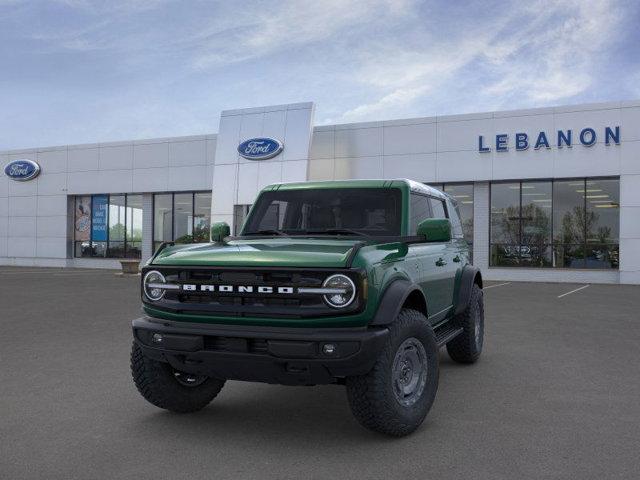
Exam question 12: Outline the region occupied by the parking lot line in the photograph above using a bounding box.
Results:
[557,284,590,298]
[483,282,511,290]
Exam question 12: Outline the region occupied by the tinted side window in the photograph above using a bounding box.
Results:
[410,194,432,234]
[430,198,447,219]
[447,198,464,238]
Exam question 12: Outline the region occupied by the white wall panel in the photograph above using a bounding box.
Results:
[37,215,67,237]
[7,237,36,257]
[281,160,308,183]
[36,237,67,258]
[620,140,640,175]
[257,161,283,190]
[237,162,259,204]
[169,140,206,167]
[383,153,436,181]
[8,217,36,237]
[335,127,382,158]
[133,167,169,192]
[309,130,334,159]
[167,166,208,191]
[37,173,67,195]
[437,151,492,182]
[134,142,169,169]
[383,123,436,155]
[8,196,37,216]
[97,169,133,193]
[68,147,99,171]
[37,149,67,173]
[335,156,383,179]
[308,159,334,181]
[620,107,640,142]
[37,195,67,217]
[99,144,133,170]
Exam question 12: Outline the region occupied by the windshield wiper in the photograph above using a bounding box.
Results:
[302,228,370,237]
[244,229,289,237]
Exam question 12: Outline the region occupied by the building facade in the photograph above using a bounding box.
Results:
[1,100,639,284]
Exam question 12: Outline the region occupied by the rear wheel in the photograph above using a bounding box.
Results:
[345,308,439,436]
[447,283,484,363]
[130,342,225,413]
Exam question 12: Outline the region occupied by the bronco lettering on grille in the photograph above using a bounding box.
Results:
[181,284,295,294]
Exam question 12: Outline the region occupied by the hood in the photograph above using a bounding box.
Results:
[151,238,362,268]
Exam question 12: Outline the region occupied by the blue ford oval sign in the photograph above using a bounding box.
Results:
[4,159,41,181]
[237,137,283,160]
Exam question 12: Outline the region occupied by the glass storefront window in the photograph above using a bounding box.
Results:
[491,178,619,269]
[520,181,552,267]
[73,193,142,259]
[153,194,172,252]
[443,183,474,247]
[173,193,193,243]
[490,182,520,267]
[152,191,212,249]
[126,195,143,258]
[193,192,212,243]
[108,195,126,257]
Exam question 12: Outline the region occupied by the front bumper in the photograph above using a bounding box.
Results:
[132,316,389,386]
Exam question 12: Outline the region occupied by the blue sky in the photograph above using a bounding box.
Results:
[1,0,639,150]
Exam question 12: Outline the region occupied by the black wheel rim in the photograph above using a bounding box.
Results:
[392,337,428,407]
[173,370,208,387]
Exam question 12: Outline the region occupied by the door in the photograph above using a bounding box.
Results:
[408,193,455,323]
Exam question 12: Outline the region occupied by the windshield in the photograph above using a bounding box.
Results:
[242,188,402,236]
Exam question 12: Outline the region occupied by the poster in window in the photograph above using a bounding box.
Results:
[91,195,108,242]
[74,196,91,241]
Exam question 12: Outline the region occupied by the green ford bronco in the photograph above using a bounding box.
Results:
[131,179,484,436]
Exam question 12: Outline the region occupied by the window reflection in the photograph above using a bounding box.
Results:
[153,192,212,249]
[491,178,619,269]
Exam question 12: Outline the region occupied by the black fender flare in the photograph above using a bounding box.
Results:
[454,265,483,316]
[369,279,427,326]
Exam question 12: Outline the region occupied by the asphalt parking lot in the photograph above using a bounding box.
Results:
[1,268,639,480]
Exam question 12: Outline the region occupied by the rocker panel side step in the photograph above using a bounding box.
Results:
[434,325,463,347]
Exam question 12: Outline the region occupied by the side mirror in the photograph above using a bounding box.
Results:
[210,222,231,244]
[417,218,451,242]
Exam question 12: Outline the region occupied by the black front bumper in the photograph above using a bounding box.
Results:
[132,317,389,386]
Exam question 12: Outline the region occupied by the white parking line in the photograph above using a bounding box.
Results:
[557,284,590,298]
[483,282,511,290]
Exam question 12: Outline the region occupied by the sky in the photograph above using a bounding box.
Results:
[1,0,639,150]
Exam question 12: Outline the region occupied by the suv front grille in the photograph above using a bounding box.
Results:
[143,267,363,319]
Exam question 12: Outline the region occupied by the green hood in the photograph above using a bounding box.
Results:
[151,238,362,268]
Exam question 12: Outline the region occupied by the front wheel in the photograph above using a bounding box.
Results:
[130,342,225,413]
[345,309,439,437]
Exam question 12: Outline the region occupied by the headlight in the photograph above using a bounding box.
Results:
[322,274,356,308]
[143,270,166,301]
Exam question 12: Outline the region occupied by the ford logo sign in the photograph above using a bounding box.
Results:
[237,137,283,160]
[4,159,41,181]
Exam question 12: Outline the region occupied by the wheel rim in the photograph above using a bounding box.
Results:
[392,337,428,407]
[173,370,208,387]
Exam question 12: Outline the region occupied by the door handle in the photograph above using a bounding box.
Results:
[435,258,447,267]
[453,255,461,263]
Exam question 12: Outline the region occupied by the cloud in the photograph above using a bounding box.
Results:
[190,0,415,70]
[334,0,627,122]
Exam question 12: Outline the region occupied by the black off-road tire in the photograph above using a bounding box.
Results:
[131,342,225,413]
[345,309,439,437]
[446,283,484,364]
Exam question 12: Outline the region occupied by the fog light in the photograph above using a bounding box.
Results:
[322,343,336,355]
[152,333,163,343]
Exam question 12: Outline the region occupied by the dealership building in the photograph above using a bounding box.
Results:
[1,100,639,284]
